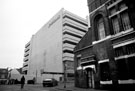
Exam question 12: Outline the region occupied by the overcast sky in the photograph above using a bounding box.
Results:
[0,0,89,69]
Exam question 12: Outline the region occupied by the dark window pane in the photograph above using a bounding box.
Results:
[100,62,111,81]
[112,16,120,34]
[97,18,106,40]
[117,59,129,80]
[121,12,131,31]
[128,57,135,79]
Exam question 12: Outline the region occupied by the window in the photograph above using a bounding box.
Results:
[101,0,108,4]
[63,50,74,54]
[77,57,81,67]
[121,12,131,31]
[67,73,74,77]
[1,74,5,79]
[112,17,120,34]
[100,62,111,81]
[91,1,96,11]
[24,71,27,75]
[110,7,117,15]
[2,70,6,73]
[115,47,124,57]
[118,2,126,10]
[125,43,135,55]
[95,0,100,8]
[117,59,129,80]
[66,61,74,69]
[97,18,106,40]
[128,57,135,79]
[108,0,132,35]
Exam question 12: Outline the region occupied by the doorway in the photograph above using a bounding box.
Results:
[85,67,95,88]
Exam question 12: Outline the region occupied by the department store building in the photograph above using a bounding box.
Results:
[22,8,88,83]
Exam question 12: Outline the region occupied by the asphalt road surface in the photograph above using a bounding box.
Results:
[0,84,49,91]
[0,83,111,91]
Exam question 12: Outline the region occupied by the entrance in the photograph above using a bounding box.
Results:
[85,67,95,88]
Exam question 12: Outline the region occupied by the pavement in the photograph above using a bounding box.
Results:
[47,82,135,91]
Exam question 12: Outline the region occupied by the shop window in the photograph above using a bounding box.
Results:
[100,62,111,81]
[97,17,106,40]
[112,16,120,34]
[121,12,131,31]
[117,59,129,80]
[128,57,135,79]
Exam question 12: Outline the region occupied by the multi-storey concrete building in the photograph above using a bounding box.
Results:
[22,8,88,83]
[22,40,31,75]
[74,0,135,89]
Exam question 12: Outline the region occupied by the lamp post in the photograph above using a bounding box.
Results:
[35,70,37,84]
[7,67,12,84]
[64,62,67,88]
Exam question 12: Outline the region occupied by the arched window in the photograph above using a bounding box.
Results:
[97,17,106,40]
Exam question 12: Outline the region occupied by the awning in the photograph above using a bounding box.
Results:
[81,60,95,64]
[76,65,96,71]
[83,65,95,69]
[76,66,83,70]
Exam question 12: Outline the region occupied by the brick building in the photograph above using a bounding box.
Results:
[0,68,8,84]
[74,0,135,89]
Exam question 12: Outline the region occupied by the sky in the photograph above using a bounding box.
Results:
[0,0,89,69]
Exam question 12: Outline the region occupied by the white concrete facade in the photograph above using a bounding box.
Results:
[22,41,31,74]
[22,8,88,83]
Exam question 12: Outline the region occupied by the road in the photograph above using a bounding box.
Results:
[0,84,49,91]
[0,83,111,91]
[1,83,135,91]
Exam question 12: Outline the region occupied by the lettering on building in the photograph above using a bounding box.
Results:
[48,15,60,28]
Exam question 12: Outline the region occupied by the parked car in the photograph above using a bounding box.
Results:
[42,78,58,87]
[27,80,35,84]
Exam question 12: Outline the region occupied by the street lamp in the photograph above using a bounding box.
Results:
[35,70,37,84]
[64,62,67,88]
